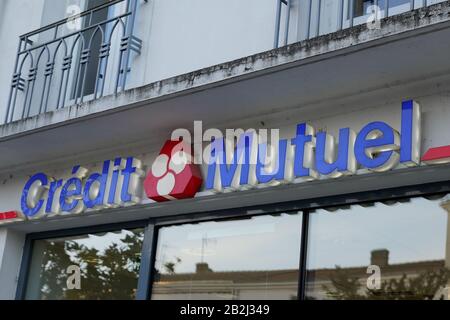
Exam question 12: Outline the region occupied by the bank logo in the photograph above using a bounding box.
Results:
[143,140,203,202]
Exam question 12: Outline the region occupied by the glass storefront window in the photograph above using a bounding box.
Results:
[151,213,303,300]
[305,196,450,300]
[25,228,144,300]
[21,191,450,300]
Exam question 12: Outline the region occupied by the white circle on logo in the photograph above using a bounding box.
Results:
[157,173,176,195]
[152,154,169,178]
[169,151,188,174]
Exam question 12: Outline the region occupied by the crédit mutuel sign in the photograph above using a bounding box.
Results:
[1,100,449,224]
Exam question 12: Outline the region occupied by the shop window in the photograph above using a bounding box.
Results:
[305,196,450,300]
[151,213,303,300]
[24,228,144,300]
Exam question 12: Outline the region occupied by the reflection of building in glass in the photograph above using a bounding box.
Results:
[152,213,303,300]
[307,249,449,300]
[153,262,299,300]
[153,247,450,300]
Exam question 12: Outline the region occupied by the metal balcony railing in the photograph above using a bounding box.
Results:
[274,0,447,48]
[4,0,142,124]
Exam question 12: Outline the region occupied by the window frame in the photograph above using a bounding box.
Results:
[16,180,450,300]
[15,219,149,300]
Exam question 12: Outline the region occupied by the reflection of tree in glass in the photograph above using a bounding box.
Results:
[38,230,143,300]
[153,256,183,283]
[163,257,182,275]
[323,266,450,300]
[39,241,73,299]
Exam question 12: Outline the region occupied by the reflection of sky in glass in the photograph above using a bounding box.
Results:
[307,197,449,269]
[50,230,140,256]
[155,213,302,274]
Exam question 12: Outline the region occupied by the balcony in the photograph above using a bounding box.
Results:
[4,0,142,124]
[274,0,447,47]
[3,0,448,126]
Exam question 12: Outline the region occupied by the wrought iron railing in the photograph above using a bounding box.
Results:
[4,0,142,124]
[274,0,447,48]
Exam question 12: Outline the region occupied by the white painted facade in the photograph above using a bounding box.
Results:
[2,0,447,122]
[0,0,450,299]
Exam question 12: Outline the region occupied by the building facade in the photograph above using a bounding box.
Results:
[1,0,450,300]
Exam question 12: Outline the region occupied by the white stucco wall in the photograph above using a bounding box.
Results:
[0,229,25,299]
[129,0,277,86]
